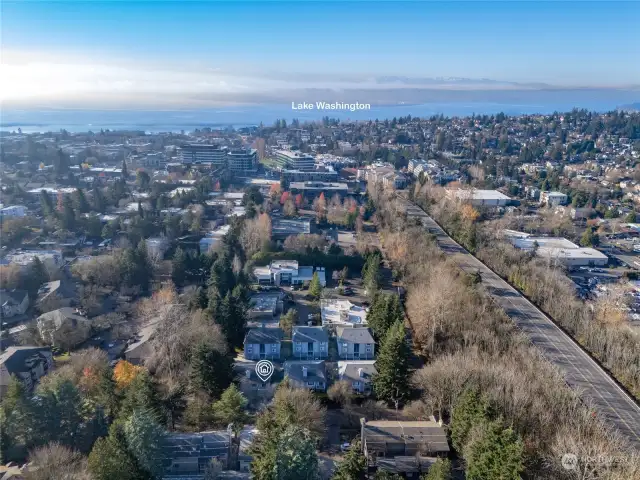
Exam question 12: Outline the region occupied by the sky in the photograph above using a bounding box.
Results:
[1,1,639,109]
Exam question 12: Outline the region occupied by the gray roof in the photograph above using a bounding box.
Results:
[244,327,284,345]
[362,420,450,455]
[37,307,89,327]
[336,326,374,344]
[0,346,51,379]
[376,456,439,475]
[292,326,328,344]
[272,218,311,236]
[338,361,377,382]
[284,360,326,384]
[162,431,230,474]
[0,289,28,306]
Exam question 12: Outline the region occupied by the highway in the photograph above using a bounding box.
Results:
[401,198,640,449]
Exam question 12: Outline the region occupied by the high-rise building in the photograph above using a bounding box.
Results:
[178,144,226,166]
[227,149,257,173]
[274,150,315,171]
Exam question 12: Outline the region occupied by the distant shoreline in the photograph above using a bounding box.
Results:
[2,100,638,134]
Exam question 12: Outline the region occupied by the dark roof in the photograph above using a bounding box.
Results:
[292,326,328,344]
[244,327,284,345]
[162,431,230,474]
[362,420,450,455]
[271,218,311,236]
[284,360,326,384]
[336,326,374,344]
[0,346,52,377]
[0,289,28,306]
[376,456,439,474]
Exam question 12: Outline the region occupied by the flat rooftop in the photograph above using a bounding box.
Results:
[452,189,511,201]
[504,231,609,262]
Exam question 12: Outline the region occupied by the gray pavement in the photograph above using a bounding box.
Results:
[401,198,640,449]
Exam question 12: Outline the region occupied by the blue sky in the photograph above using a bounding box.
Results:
[1,1,639,107]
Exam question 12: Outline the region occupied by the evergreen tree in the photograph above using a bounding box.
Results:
[331,437,366,480]
[625,211,637,223]
[190,342,233,399]
[273,427,320,480]
[60,196,76,230]
[308,272,322,300]
[580,227,599,247]
[208,254,235,300]
[73,188,91,213]
[88,423,147,480]
[362,253,381,295]
[367,294,404,341]
[422,458,452,480]
[121,158,129,179]
[40,190,54,217]
[212,384,249,436]
[372,321,410,409]
[92,186,106,213]
[215,290,247,349]
[124,409,166,479]
[450,388,490,452]
[465,420,524,480]
[118,371,163,423]
[24,257,49,295]
[172,247,188,286]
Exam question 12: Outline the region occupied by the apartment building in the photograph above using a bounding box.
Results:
[178,144,226,167]
[274,150,315,171]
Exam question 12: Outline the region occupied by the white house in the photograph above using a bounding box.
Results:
[0,205,28,217]
[253,260,326,287]
[540,191,568,206]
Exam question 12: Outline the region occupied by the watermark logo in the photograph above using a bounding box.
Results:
[561,453,631,470]
[255,360,274,382]
[561,453,578,470]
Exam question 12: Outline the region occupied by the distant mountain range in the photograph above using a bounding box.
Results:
[618,102,640,112]
[373,76,552,89]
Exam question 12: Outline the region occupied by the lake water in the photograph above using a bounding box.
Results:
[2,91,638,134]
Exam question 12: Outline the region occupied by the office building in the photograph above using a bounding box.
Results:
[281,169,339,183]
[178,144,226,166]
[274,150,315,171]
[227,149,257,173]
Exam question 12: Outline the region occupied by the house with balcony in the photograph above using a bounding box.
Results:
[292,326,329,360]
[0,346,53,397]
[243,327,283,360]
[360,419,450,477]
[338,360,377,395]
[253,260,326,287]
[284,360,326,391]
[336,326,375,360]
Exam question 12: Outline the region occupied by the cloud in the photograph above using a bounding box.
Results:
[2,50,636,109]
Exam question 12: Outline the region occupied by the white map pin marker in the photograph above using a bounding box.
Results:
[255,360,274,382]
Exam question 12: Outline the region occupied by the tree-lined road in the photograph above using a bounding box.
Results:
[401,198,640,449]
